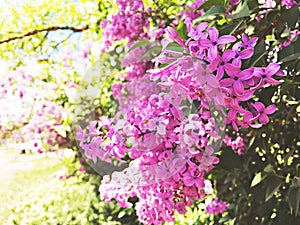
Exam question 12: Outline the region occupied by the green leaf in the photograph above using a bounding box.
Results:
[176,22,188,41]
[219,20,244,35]
[281,5,299,27]
[263,164,275,173]
[265,176,283,202]
[227,1,250,19]
[166,42,185,52]
[197,0,225,10]
[128,39,151,52]
[280,53,300,63]
[288,187,300,216]
[194,6,226,23]
[251,172,262,187]
[140,45,161,60]
[278,40,300,63]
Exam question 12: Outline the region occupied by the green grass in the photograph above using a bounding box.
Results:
[0,150,67,223]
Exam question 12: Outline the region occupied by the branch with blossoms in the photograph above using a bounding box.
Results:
[74,0,299,224]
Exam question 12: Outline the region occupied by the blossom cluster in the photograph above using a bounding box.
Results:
[77,19,284,224]
[0,66,70,153]
[100,0,149,52]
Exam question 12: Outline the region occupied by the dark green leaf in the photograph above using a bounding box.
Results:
[219,20,245,36]
[265,176,283,202]
[288,187,300,216]
[194,6,226,22]
[281,5,299,28]
[227,1,250,19]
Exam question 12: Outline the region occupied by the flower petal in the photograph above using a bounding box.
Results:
[239,48,254,59]
[208,27,219,41]
[266,63,280,75]
[259,114,269,124]
[265,104,276,114]
[208,45,218,60]
[218,35,236,44]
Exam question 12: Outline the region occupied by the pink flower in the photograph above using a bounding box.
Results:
[221,65,253,96]
[250,102,276,124]
[198,27,236,60]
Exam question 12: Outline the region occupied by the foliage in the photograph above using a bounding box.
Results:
[0,0,299,225]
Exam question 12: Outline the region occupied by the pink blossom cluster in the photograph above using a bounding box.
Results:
[180,0,206,30]
[0,67,70,153]
[224,134,246,155]
[77,22,285,224]
[100,0,149,51]
[206,197,228,215]
[281,0,299,9]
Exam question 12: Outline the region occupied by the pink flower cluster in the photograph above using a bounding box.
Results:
[0,67,70,153]
[206,197,228,215]
[100,0,149,51]
[224,134,246,155]
[78,21,284,225]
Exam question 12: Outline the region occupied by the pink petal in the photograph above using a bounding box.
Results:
[234,81,244,96]
[239,68,254,80]
[198,39,211,47]
[218,35,236,44]
[265,77,282,85]
[266,63,280,75]
[253,102,265,112]
[239,48,254,59]
[265,104,276,114]
[208,27,219,41]
[224,63,240,77]
[208,46,218,60]
[220,78,233,87]
[259,114,269,124]
[197,22,209,32]
[222,49,235,62]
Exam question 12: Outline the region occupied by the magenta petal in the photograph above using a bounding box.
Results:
[223,49,235,62]
[208,46,218,60]
[249,37,258,46]
[227,109,237,121]
[198,39,211,47]
[218,35,236,44]
[239,90,254,101]
[224,64,240,76]
[253,102,265,112]
[234,81,244,95]
[208,27,219,41]
[265,104,276,114]
[266,77,282,85]
[239,48,254,59]
[259,114,269,124]
[266,63,280,75]
[220,78,233,87]
[216,67,225,80]
[240,68,254,80]
[197,22,209,32]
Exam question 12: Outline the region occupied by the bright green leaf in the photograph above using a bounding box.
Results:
[251,172,262,187]
[197,0,225,10]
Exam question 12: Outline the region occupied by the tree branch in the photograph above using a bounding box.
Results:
[0,25,89,45]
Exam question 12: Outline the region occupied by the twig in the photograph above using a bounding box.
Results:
[0,25,89,45]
